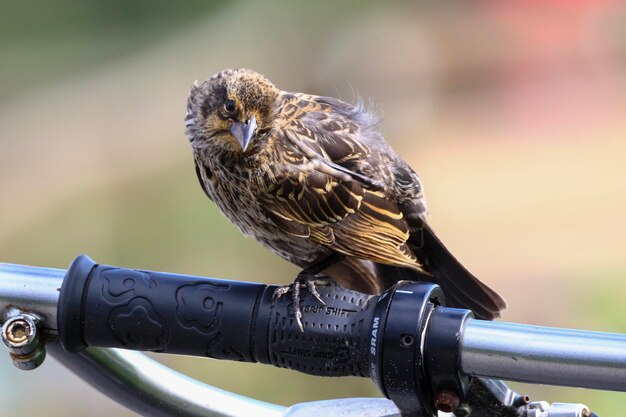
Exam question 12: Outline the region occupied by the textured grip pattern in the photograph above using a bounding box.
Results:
[267,282,377,377]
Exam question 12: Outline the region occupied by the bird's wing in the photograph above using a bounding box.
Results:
[260,160,363,234]
[260,94,421,269]
[194,157,213,201]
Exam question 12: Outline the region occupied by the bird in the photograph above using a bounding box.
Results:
[184,68,506,330]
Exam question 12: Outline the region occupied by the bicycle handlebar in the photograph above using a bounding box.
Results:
[3,255,623,416]
[52,255,624,416]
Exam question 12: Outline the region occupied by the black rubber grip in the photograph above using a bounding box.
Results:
[58,255,377,377]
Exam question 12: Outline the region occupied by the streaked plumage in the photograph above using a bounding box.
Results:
[185,69,506,323]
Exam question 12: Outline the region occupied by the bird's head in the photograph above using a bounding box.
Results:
[185,69,279,153]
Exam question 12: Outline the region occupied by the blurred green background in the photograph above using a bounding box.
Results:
[1,1,625,415]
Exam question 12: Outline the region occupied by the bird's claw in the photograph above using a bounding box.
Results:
[306,280,326,306]
[271,285,290,305]
[272,274,326,332]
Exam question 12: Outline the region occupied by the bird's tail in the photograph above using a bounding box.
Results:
[377,223,506,320]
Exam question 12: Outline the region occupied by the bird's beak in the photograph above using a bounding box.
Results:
[230,116,257,151]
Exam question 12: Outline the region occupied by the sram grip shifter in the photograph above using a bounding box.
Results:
[58,255,471,417]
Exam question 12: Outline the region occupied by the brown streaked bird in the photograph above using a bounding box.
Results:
[185,68,506,329]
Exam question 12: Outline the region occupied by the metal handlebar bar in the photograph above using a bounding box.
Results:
[2,255,623,416]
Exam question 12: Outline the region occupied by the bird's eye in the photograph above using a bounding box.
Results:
[224,99,236,114]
